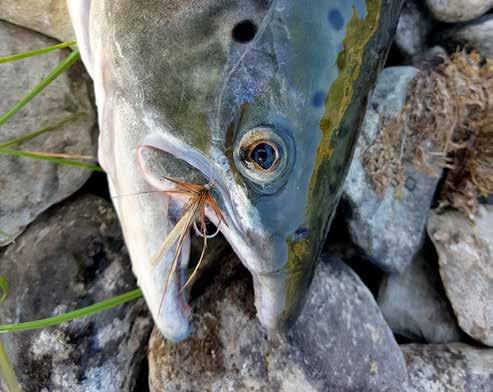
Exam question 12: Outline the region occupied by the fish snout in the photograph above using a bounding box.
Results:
[251,259,315,332]
[235,232,318,332]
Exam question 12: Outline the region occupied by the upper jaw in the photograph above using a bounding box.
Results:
[138,137,284,273]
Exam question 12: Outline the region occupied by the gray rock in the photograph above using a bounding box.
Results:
[378,248,464,343]
[0,0,75,42]
[395,1,432,58]
[148,256,407,392]
[411,46,448,70]
[343,66,441,273]
[438,14,493,58]
[0,21,96,246]
[0,195,153,391]
[428,206,493,347]
[402,343,493,391]
[425,0,493,23]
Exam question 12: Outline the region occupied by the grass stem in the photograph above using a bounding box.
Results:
[0,49,80,128]
[0,289,143,334]
[0,339,21,392]
[0,41,77,64]
[0,112,86,148]
[0,147,103,171]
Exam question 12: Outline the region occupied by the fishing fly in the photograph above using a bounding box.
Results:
[148,176,226,314]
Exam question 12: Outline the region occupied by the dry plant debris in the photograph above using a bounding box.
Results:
[362,51,493,216]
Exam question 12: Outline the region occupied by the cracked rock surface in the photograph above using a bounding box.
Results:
[428,206,493,347]
[0,195,152,392]
[403,343,493,391]
[148,256,406,392]
[0,20,96,246]
[0,0,75,42]
[378,247,464,344]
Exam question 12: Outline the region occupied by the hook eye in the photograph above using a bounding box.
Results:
[193,219,221,239]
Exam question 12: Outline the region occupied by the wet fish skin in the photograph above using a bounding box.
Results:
[68,0,403,341]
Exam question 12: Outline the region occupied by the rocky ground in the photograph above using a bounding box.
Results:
[0,1,492,391]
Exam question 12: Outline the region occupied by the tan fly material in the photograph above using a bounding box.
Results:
[151,177,226,315]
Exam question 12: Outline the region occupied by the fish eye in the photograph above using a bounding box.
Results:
[234,127,293,192]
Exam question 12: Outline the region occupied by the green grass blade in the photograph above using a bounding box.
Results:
[0,280,20,391]
[0,339,21,392]
[0,277,8,304]
[0,112,86,148]
[0,41,77,64]
[0,147,103,172]
[0,289,143,334]
[0,49,81,128]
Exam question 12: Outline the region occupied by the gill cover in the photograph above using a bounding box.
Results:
[68,0,402,341]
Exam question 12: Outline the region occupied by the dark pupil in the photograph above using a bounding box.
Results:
[232,20,258,43]
[250,143,277,170]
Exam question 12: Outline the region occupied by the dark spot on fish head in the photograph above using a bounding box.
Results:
[312,91,326,108]
[292,227,310,242]
[328,9,344,31]
[405,176,416,192]
[232,20,258,43]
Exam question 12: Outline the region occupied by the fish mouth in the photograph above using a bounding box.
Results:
[109,167,193,342]
[135,142,229,342]
[135,135,315,340]
[154,210,192,342]
[139,134,244,233]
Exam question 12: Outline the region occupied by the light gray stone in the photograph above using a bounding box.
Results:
[148,256,407,392]
[0,21,96,246]
[343,66,441,273]
[402,343,493,391]
[0,195,153,391]
[428,206,493,347]
[378,248,463,343]
[395,1,432,58]
[438,14,493,58]
[425,0,493,23]
[0,0,75,42]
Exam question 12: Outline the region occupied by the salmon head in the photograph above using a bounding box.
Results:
[68,0,402,341]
